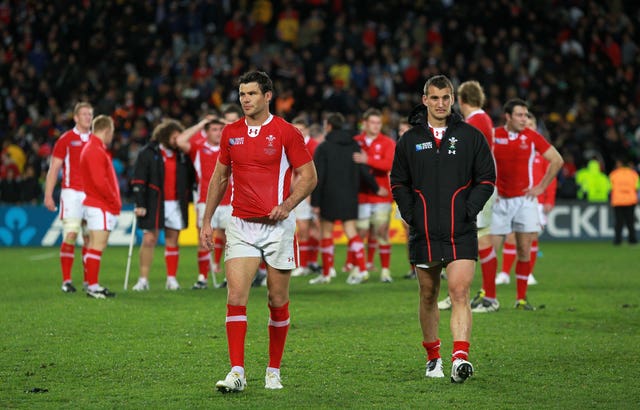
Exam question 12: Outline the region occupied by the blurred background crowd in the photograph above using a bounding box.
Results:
[1,0,639,204]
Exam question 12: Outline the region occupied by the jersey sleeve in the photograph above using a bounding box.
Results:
[52,135,68,160]
[284,125,313,168]
[219,129,231,166]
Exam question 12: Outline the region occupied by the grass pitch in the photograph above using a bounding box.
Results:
[1,242,639,409]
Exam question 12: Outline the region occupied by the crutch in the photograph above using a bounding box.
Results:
[209,252,219,288]
[124,213,137,290]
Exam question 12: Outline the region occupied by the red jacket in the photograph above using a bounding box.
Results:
[80,135,121,215]
[354,132,395,203]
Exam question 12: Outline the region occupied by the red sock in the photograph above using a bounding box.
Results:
[214,237,225,266]
[82,245,88,283]
[320,238,334,277]
[60,242,75,282]
[298,239,310,270]
[349,235,366,272]
[259,260,267,273]
[367,236,377,267]
[452,340,470,362]
[530,240,539,273]
[165,246,179,277]
[226,305,247,368]
[345,247,354,269]
[515,260,531,300]
[268,302,290,369]
[379,243,391,269]
[84,249,102,286]
[197,250,210,278]
[479,246,497,299]
[308,237,319,267]
[422,339,441,361]
[501,242,516,274]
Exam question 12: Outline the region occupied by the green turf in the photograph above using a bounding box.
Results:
[1,242,639,409]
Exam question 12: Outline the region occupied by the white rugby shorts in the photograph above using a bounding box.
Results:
[164,200,185,230]
[294,198,313,220]
[83,206,118,231]
[225,214,297,270]
[357,202,392,230]
[60,188,86,220]
[490,195,541,235]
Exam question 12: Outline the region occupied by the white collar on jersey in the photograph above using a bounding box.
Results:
[159,144,174,157]
[73,127,91,142]
[245,114,274,138]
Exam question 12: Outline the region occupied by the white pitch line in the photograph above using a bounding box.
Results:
[29,252,57,261]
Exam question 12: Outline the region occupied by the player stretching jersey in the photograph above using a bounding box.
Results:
[353,108,395,282]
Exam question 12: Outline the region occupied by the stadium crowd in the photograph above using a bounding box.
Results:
[0,0,639,204]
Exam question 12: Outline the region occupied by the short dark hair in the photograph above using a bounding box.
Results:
[326,112,345,129]
[152,119,184,145]
[423,75,454,96]
[503,98,529,115]
[238,71,273,94]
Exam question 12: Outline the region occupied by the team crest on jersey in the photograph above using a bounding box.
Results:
[447,137,458,155]
[266,135,276,147]
[519,135,528,149]
[415,142,432,151]
[229,137,244,146]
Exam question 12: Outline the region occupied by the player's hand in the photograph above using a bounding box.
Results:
[134,207,147,217]
[44,196,57,212]
[352,151,367,164]
[524,185,543,199]
[269,204,290,222]
[543,203,553,214]
[200,225,214,249]
[377,187,389,197]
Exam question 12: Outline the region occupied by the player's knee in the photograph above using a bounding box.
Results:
[62,218,82,243]
[142,232,158,247]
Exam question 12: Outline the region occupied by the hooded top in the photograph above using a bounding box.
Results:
[390,105,495,263]
[311,129,379,221]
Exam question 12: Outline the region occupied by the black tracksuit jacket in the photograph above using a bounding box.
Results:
[131,141,195,230]
[311,129,379,222]
[390,105,496,264]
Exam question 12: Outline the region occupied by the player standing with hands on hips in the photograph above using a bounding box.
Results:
[391,75,495,383]
[200,71,317,393]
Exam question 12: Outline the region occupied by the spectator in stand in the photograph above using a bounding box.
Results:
[130,119,195,291]
[80,115,120,299]
[309,112,383,285]
[44,102,93,293]
[609,158,639,245]
[495,113,558,287]
[20,164,43,204]
[352,108,395,282]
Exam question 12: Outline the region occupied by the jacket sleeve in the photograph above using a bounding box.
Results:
[310,144,325,207]
[390,137,414,225]
[466,130,496,219]
[358,163,380,192]
[131,148,150,209]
